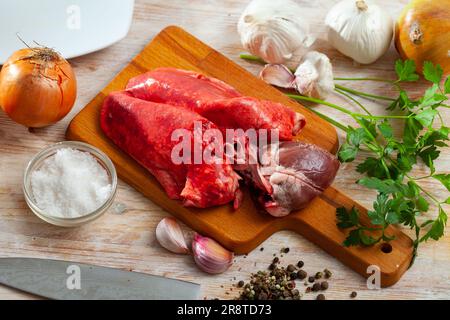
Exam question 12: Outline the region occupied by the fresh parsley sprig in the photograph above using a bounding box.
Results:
[312,60,449,257]
[239,53,449,259]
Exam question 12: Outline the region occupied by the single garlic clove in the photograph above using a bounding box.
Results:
[260,64,296,89]
[155,217,190,254]
[192,233,234,274]
[294,61,319,98]
[294,51,335,99]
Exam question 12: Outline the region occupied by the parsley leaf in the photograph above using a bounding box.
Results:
[416,196,429,212]
[338,127,370,162]
[336,207,359,229]
[338,143,358,162]
[419,84,445,108]
[403,117,423,146]
[395,59,419,82]
[420,207,447,241]
[423,61,443,84]
[433,174,450,191]
[445,76,450,94]
[357,177,406,194]
[357,157,388,178]
[378,121,393,138]
[343,229,363,247]
[415,109,438,127]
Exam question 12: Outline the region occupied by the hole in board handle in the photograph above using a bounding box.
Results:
[381,242,392,254]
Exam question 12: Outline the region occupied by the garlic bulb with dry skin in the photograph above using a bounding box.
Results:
[260,51,335,99]
[192,233,233,274]
[155,217,189,254]
[325,0,393,64]
[238,0,315,64]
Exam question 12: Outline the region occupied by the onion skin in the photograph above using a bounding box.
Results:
[395,0,450,74]
[0,48,77,128]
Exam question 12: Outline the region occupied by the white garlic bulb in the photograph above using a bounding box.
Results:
[260,51,335,99]
[325,0,393,64]
[238,0,315,64]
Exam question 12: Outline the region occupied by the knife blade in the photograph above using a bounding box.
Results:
[0,258,200,300]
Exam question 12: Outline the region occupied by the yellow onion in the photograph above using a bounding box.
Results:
[0,47,77,128]
[395,0,450,74]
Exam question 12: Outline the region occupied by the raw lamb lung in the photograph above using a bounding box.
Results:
[100,91,241,209]
[102,70,339,216]
[126,68,305,140]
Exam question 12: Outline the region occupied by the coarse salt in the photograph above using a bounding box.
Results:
[30,148,112,218]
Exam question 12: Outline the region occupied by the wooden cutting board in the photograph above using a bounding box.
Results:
[66,26,413,287]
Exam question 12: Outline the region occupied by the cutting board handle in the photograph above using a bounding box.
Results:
[280,187,413,287]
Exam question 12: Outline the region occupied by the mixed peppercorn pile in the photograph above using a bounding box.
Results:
[235,248,357,300]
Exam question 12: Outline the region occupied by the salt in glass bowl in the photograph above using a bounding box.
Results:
[23,141,118,227]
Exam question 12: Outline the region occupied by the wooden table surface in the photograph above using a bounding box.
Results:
[0,0,449,300]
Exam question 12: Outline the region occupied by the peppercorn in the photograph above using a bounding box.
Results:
[258,292,268,300]
[237,280,244,288]
[290,272,297,280]
[287,264,296,272]
[286,281,295,290]
[316,294,326,300]
[320,281,329,290]
[350,291,357,298]
[308,276,315,283]
[297,270,307,280]
[281,247,290,254]
[272,257,279,264]
[312,283,321,292]
[268,263,276,270]
[315,271,323,279]
[324,269,332,279]
[297,260,304,268]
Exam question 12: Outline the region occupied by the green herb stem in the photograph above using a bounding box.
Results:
[334,77,396,83]
[304,107,349,132]
[335,88,372,115]
[287,93,410,120]
[287,94,353,115]
[335,84,396,102]
[239,53,266,64]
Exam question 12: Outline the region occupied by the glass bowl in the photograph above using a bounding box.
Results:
[23,141,118,227]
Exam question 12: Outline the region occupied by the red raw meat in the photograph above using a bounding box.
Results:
[100,91,241,208]
[126,68,305,140]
